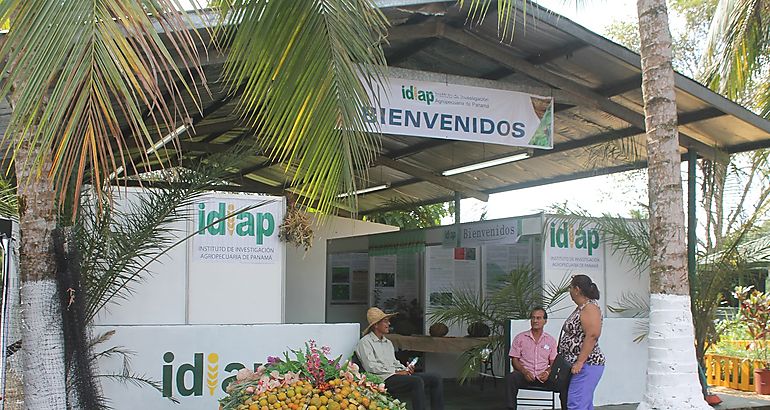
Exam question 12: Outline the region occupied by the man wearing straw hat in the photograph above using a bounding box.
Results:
[355,307,444,410]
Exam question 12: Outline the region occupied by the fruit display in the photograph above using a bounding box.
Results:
[219,341,406,410]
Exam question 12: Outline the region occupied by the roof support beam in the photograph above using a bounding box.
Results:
[374,156,489,201]
[387,19,444,42]
[527,42,588,65]
[441,26,726,161]
[358,107,725,200]
[480,41,587,80]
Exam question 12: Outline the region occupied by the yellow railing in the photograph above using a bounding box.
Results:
[704,354,765,392]
[720,340,768,349]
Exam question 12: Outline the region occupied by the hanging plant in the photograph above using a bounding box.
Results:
[279,196,314,250]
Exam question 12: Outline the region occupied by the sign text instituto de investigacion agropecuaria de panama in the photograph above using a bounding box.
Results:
[362,75,554,149]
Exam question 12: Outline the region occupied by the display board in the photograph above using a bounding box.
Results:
[425,246,481,307]
[483,238,537,294]
[329,253,370,304]
[370,253,420,308]
[187,194,286,324]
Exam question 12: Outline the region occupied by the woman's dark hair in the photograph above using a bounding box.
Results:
[571,274,600,300]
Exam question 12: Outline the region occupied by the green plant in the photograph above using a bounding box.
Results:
[427,266,569,382]
[734,286,770,368]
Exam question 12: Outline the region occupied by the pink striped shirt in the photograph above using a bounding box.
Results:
[509,330,557,375]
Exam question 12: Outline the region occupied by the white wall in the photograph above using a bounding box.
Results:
[543,215,650,319]
[510,318,648,408]
[95,323,360,410]
[285,215,398,324]
[92,189,188,325]
[94,192,286,326]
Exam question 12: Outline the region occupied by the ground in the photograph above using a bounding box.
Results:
[441,378,770,410]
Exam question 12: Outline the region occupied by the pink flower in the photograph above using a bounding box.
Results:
[378,383,386,393]
[347,362,359,373]
[245,386,255,394]
[236,368,253,382]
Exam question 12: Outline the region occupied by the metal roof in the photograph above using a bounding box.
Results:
[3,1,770,215]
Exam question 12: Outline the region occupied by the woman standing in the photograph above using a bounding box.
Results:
[559,274,605,409]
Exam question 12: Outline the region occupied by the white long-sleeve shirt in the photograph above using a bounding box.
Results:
[355,332,406,380]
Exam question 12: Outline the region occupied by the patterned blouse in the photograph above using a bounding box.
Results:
[558,299,606,366]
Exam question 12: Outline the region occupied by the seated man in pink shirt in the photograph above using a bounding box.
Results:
[505,307,567,409]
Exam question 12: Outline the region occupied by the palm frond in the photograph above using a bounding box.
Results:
[546,212,650,276]
[0,0,207,208]
[92,340,179,408]
[0,174,18,218]
[212,0,387,215]
[702,0,769,99]
[78,151,255,321]
[607,291,650,318]
[598,215,650,275]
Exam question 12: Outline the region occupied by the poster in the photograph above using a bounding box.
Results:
[425,246,480,307]
[329,253,369,304]
[484,240,535,292]
[396,253,419,304]
[371,255,397,307]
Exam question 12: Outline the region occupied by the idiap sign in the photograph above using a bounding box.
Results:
[362,75,554,149]
[545,220,604,274]
[192,195,284,264]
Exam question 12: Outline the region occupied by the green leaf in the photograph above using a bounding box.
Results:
[212,0,388,215]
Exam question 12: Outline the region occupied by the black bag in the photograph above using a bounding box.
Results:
[548,353,572,392]
[548,326,572,391]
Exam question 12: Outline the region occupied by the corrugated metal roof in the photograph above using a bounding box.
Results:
[2,1,769,215]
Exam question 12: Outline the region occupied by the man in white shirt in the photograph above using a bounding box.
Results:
[355,307,444,410]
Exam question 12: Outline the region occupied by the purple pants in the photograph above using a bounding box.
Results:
[566,364,604,409]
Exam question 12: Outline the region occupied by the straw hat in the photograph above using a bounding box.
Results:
[363,307,397,335]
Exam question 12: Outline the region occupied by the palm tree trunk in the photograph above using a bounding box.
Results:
[635,0,709,408]
[14,139,67,409]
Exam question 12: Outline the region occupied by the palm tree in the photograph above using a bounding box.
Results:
[0,1,387,407]
[461,0,709,407]
[703,0,770,115]
[634,1,710,407]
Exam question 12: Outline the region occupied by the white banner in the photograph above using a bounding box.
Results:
[192,195,284,264]
[95,324,360,410]
[363,76,553,148]
[544,220,604,274]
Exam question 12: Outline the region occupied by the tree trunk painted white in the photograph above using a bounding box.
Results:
[20,280,67,409]
[14,139,68,409]
[638,294,710,409]
[635,0,709,408]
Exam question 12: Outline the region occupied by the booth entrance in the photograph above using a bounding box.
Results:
[4,1,770,409]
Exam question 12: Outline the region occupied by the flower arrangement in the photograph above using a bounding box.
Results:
[219,340,406,410]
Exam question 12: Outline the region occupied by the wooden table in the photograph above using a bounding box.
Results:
[384,334,490,353]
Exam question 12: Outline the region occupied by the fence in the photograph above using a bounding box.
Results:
[704,353,765,392]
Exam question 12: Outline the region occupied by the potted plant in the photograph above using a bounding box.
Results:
[734,286,770,395]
